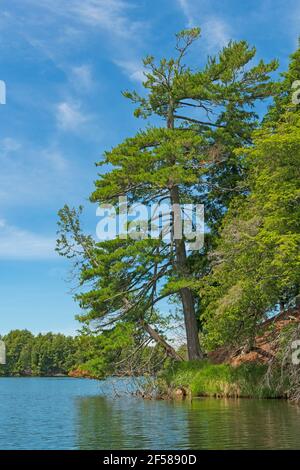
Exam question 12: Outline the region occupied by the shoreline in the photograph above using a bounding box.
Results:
[156,360,290,401]
[0,372,296,403]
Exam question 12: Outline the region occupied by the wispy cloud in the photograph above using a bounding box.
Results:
[0,219,56,260]
[56,101,88,131]
[68,0,142,38]
[20,0,147,82]
[21,0,146,54]
[202,17,230,51]
[113,59,145,83]
[177,0,195,27]
[177,0,231,51]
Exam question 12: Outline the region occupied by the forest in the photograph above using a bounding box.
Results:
[0,330,79,376]
[5,28,299,397]
[0,328,165,378]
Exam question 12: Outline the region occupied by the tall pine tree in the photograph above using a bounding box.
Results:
[57,29,277,361]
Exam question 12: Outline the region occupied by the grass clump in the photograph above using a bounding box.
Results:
[160,360,284,399]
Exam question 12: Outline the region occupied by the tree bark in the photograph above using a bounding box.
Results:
[170,186,204,360]
[167,99,204,361]
[141,321,183,361]
[123,299,182,361]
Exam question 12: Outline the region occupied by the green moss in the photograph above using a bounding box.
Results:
[160,361,285,399]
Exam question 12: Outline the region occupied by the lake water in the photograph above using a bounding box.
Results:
[1,377,300,449]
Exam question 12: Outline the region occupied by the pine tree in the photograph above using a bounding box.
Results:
[57,28,277,361]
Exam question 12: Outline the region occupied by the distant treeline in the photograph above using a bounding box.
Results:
[0,330,81,376]
[0,328,166,378]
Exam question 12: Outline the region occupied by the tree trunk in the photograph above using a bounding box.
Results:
[170,186,204,360]
[141,321,183,361]
[123,299,182,361]
[167,100,203,361]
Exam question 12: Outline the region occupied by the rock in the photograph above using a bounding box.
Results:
[173,387,187,399]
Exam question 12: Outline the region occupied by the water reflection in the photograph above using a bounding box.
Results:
[75,396,190,449]
[1,378,300,449]
[76,394,300,450]
[185,398,300,449]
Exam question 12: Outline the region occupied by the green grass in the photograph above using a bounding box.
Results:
[159,360,285,399]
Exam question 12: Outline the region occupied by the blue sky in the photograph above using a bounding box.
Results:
[0,0,299,335]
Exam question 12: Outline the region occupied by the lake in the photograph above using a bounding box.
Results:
[1,377,300,449]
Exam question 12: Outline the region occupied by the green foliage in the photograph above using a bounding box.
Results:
[5,31,300,385]
[1,330,34,376]
[266,46,300,122]
[57,28,277,361]
[0,330,79,376]
[74,323,138,378]
[69,323,167,379]
[161,361,283,398]
[201,109,300,349]
[0,326,165,379]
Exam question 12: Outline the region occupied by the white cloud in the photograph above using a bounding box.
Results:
[0,219,56,260]
[56,101,88,131]
[202,17,230,51]
[177,0,231,52]
[26,0,144,40]
[177,0,195,27]
[69,0,142,38]
[0,1,148,90]
[19,0,147,82]
[114,59,145,83]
